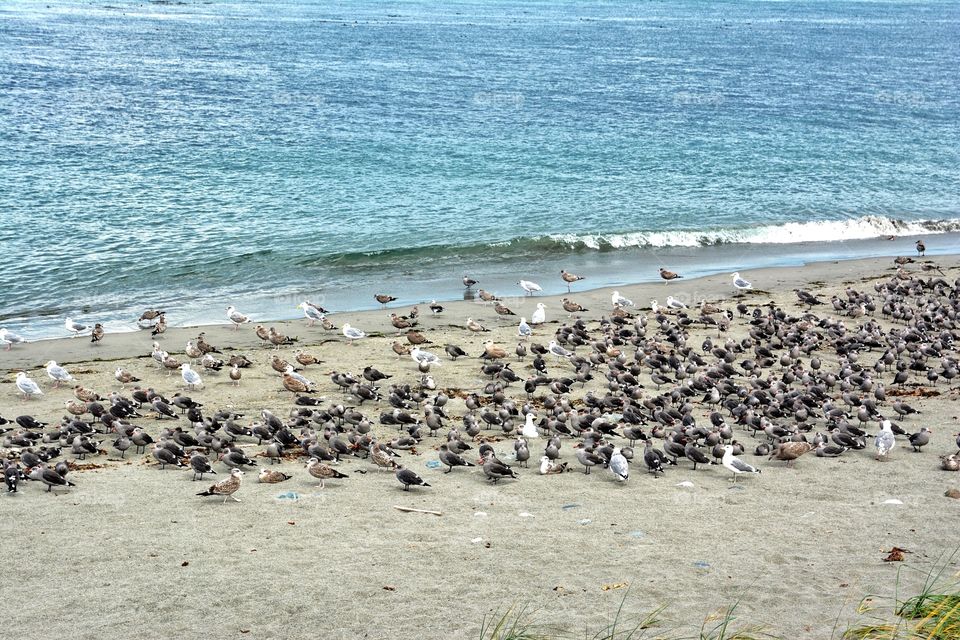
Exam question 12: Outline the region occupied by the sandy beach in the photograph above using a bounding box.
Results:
[3,255,960,640]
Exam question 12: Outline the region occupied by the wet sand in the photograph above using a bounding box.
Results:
[3,255,960,639]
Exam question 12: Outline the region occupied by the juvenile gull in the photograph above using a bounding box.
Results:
[225,306,250,330]
[259,468,293,484]
[45,361,74,388]
[560,270,585,291]
[15,372,43,399]
[658,268,682,283]
[64,317,88,337]
[0,328,25,350]
[90,323,105,344]
[197,468,243,503]
[466,318,489,332]
[375,294,397,306]
[306,457,348,488]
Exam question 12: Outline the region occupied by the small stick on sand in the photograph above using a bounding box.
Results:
[393,505,442,516]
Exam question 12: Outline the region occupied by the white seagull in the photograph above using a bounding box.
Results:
[226,306,250,329]
[341,323,365,345]
[611,291,634,307]
[722,444,760,482]
[180,363,203,390]
[517,280,542,296]
[297,302,325,326]
[0,328,25,350]
[64,317,88,337]
[44,360,74,387]
[521,413,540,439]
[547,340,573,360]
[517,317,532,339]
[732,272,753,292]
[531,303,546,325]
[410,347,441,367]
[875,419,896,460]
[15,372,43,399]
[665,295,687,310]
[609,447,629,482]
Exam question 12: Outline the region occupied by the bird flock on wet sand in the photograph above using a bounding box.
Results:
[3,255,960,504]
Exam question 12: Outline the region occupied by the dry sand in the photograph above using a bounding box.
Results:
[3,255,960,639]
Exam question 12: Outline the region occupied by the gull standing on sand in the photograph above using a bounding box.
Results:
[180,363,203,390]
[611,291,633,307]
[732,272,752,292]
[64,317,88,337]
[395,464,431,491]
[45,361,74,387]
[226,306,250,329]
[531,303,546,325]
[410,347,441,367]
[875,419,896,460]
[297,302,325,326]
[609,447,629,482]
[722,444,760,481]
[341,323,365,345]
[197,468,243,503]
[0,328,25,350]
[665,296,687,310]
[521,413,540,439]
[548,340,573,360]
[15,372,43,399]
[517,317,532,339]
[518,280,542,296]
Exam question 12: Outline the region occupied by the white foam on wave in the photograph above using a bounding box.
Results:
[546,215,960,250]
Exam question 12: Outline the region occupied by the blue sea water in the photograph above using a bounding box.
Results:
[0,0,958,338]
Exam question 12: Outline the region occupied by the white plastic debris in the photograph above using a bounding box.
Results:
[474,511,488,517]
[518,512,534,518]
[882,499,904,505]
[676,481,695,488]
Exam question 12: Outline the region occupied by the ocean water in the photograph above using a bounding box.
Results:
[0,0,958,338]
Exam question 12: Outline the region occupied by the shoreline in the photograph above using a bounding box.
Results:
[3,230,959,344]
[3,251,956,372]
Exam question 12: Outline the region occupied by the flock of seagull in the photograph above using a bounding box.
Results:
[3,253,959,503]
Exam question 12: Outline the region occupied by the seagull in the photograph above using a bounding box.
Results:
[732,272,752,292]
[517,317,532,339]
[197,468,243,503]
[258,468,292,484]
[722,444,760,482]
[341,323,365,345]
[375,294,397,307]
[297,302,325,326]
[875,419,896,460]
[114,367,140,386]
[665,296,687,310]
[91,323,105,343]
[180,363,203,390]
[531,303,546,325]
[547,340,573,360]
[64,317,88,337]
[395,464,430,491]
[915,240,925,256]
[306,457,349,488]
[560,270,585,291]
[15,372,43,399]
[658,268,682,283]
[410,347,441,367]
[226,306,250,329]
[611,291,634,307]
[517,280,542,296]
[539,456,567,475]
[609,447,629,482]
[463,275,478,288]
[0,328,25,350]
[521,413,540,439]
[44,361,74,387]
